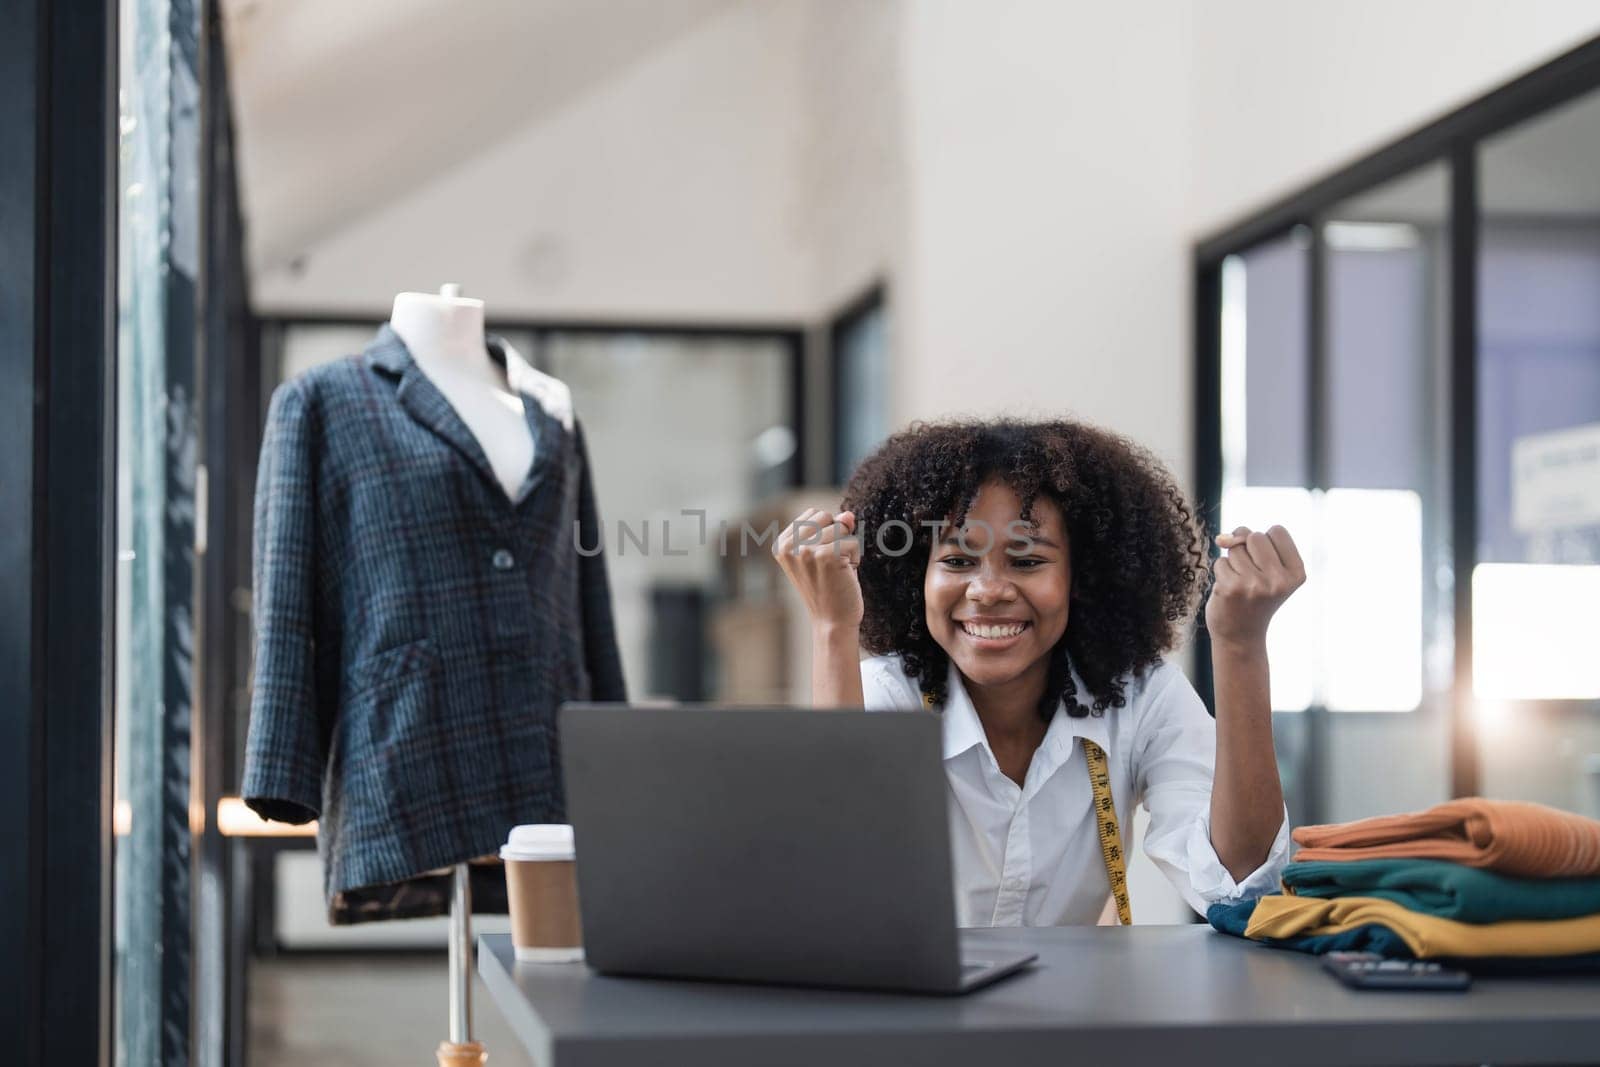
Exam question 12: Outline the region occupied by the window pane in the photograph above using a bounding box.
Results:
[115,0,200,1057]
[542,333,794,701]
[1474,85,1600,815]
[1478,88,1600,693]
[277,323,374,381]
[1219,233,1313,715]
[1311,164,1452,823]
[1478,221,1600,570]
[1222,233,1309,490]
[1325,222,1435,490]
[1319,162,1450,715]
[1321,489,1424,711]
[833,296,889,486]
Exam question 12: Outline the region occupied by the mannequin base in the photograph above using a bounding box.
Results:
[435,1040,487,1066]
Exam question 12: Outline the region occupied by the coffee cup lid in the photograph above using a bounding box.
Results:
[500,823,575,862]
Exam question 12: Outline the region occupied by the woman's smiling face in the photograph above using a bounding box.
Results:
[923,480,1071,689]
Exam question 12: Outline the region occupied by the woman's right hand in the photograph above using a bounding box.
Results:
[773,508,863,631]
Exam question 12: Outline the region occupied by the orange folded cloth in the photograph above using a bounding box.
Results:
[1292,798,1600,878]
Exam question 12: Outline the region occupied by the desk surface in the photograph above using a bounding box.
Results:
[478,927,1600,1067]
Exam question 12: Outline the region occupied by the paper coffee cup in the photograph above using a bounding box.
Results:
[501,824,583,963]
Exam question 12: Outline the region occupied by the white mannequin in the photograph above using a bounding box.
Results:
[391,284,532,1066]
[390,285,534,501]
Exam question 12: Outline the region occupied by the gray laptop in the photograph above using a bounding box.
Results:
[558,704,1038,994]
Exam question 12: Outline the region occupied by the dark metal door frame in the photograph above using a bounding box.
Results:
[0,1,119,1064]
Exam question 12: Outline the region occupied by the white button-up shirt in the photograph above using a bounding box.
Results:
[861,653,1290,926]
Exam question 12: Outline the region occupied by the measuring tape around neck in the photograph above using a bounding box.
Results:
[923,690,1132,926]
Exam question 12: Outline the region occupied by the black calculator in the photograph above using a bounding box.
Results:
[1321,952,1471,991]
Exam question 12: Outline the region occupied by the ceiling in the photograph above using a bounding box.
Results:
[222,0,737,278]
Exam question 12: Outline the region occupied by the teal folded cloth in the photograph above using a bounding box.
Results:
[1282,858,1600,923]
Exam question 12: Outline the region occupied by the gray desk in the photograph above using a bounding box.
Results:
[478,927,1600,1067]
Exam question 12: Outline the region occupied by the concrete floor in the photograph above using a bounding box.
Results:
[249,954,537,1067]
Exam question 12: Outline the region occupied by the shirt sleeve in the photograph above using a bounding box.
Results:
[860,656,922,711]
[241,381,325,825]
[1131,662,1290,916]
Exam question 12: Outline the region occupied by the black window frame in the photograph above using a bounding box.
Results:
[827,281,889,488]
[1,0,119,1063]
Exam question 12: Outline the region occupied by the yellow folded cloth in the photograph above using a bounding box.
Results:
[1244,894,1600,959]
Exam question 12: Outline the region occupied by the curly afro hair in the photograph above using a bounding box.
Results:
[839,417,1210,721]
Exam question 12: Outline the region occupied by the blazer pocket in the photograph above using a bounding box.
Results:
[342,637,439,700]
[334,639,447,842]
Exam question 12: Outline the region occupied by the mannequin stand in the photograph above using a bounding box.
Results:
[403,284,492,1064]
[436,863,487,1066]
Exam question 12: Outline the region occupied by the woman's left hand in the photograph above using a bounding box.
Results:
[1205,525,1306,649]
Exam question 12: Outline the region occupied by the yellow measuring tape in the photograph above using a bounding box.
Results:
[924,691,1132,925]
[1082,738,1132,926]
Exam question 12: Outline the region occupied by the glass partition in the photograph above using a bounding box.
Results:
[540,331,796,701]
[1215,163,1455,822]
[1475,86,1600,815]
[1217,231,1311,712]
[1314,164,1453,820]
[1199,49,1600,823]
[114,0,201,1059]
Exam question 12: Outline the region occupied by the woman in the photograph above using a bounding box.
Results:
[773,418,1301,926]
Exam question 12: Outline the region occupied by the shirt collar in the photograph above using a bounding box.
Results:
[938,656,1111,763]
[488,333,576,434]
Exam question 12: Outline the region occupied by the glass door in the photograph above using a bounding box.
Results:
[1215,160,1456,825]
[1215,228,1317,822]
[1312,163,1454,820]
[1474,86,1600,817]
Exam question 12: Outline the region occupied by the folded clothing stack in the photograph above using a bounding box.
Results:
[1208,799,1600,972]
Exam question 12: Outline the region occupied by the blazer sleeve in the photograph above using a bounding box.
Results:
[241,381,325,824]
[574,420,627,701]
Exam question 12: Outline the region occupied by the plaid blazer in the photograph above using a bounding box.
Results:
[241,326,626,903]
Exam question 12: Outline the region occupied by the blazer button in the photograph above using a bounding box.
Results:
[491,548,516,571]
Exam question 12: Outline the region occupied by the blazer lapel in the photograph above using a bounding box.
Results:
[367,324,502,494]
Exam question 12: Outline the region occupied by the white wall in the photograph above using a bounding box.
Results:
[798,0,908,315]
[884,1,1200,923]
[895,0,1197,478]
[1189,0,1600,235]
[251,0,813,320]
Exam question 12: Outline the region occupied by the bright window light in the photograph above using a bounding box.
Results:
[1219,256,1248,494]
[1323,221,1421,251]
[1321,490,1423,711]
[1221,486,1424,712]
[1472,564,1600,700]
